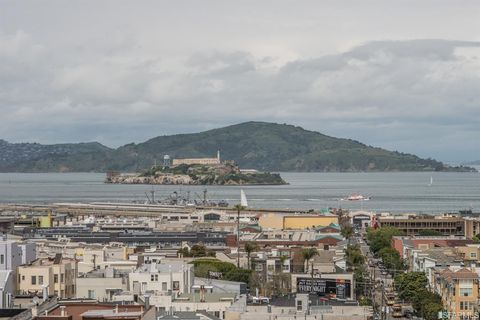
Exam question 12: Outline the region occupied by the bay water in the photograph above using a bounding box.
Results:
[0,172,479,214]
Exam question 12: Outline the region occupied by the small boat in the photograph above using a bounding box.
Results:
[341,193,371,201]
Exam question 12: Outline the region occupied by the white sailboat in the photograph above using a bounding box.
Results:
[240,189,248,207]
[428,176,433,187]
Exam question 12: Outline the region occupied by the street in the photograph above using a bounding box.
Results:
[355,235,410,320]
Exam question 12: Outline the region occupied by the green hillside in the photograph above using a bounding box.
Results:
[0,122,475,172]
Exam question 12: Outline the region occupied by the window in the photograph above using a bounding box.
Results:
[150,274,158,281]
[60,273,64,282]
[22,275,25,281]
[0,254,4,264]
[173,281,180,291]
[470,252,477,258]
[38,276,44,285]
[162,282,167,291]
[54,274,59,283]
[296,300,303,311]
[460,288,472,297]
[31,276,36,285]
[88,290,96,299]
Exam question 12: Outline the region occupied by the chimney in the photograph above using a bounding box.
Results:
[60,306,66,317]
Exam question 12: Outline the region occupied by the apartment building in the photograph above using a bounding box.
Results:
[432,267,478,320]
[129,261,193,295]
[0,239,36,308]
[17,254,77,298]
[76,267,129,301]
[378,215,465,236]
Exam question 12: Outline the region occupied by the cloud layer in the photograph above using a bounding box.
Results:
[1,1,480,162]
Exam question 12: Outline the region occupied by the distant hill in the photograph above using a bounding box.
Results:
[464,160,480,166]
[0,122,475,172]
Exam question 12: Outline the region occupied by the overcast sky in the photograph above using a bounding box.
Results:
[1,0,480,163]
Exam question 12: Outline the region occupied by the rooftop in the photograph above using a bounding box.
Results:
[135,261,191,274]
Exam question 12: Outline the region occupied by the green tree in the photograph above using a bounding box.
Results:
[423,301,443,320]
[244,242,258,270]
[341,224,354,244]
[378,247,404,272]
[345,245,365,269]
[418,229,443,236]
[394,271,443,319]
[366,227,404,254]
[191,258,252,283]
[301,247,318,277]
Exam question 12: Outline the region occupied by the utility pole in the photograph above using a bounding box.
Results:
[235,205,243,268]
[380,280,385,320]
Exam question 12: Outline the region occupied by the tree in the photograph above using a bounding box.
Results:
[394,272,428,301]
[341,224,354,242]
[244,242,258,270]
[191,258,252,283]
[418,229,443,236]
[378,247,404,273]
[423,301,443,320]
[301,247,318,277]
[366,227,404,254]
[394,271,443,319]
[177,244,215,258]
[345,245,365,270]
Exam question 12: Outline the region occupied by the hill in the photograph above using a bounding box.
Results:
[464,160,480,166]
[0,122,475,172]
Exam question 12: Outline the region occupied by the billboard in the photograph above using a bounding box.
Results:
[296,278,351,299]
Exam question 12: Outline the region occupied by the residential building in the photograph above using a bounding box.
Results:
[129,261,193,295]
[34,301,155,320]
[0,239,36,308]
[432,267,478,320]
[76,267,129,301]
[226,293,372,320]
[392,236,473,259]
[193,278,247,295]
[17,254,77,299]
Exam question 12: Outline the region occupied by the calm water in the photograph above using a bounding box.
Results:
[0,172,479,213]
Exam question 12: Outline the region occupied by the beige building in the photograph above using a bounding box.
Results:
[432,267,478,320]
[17,254,77,298]
[172,151,221,166]
[76,267,128,301]
[258,213,338,230]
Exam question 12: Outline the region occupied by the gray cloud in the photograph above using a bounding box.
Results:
[1,1,480,163]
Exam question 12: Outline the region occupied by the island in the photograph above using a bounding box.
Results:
[105,154,286,185]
